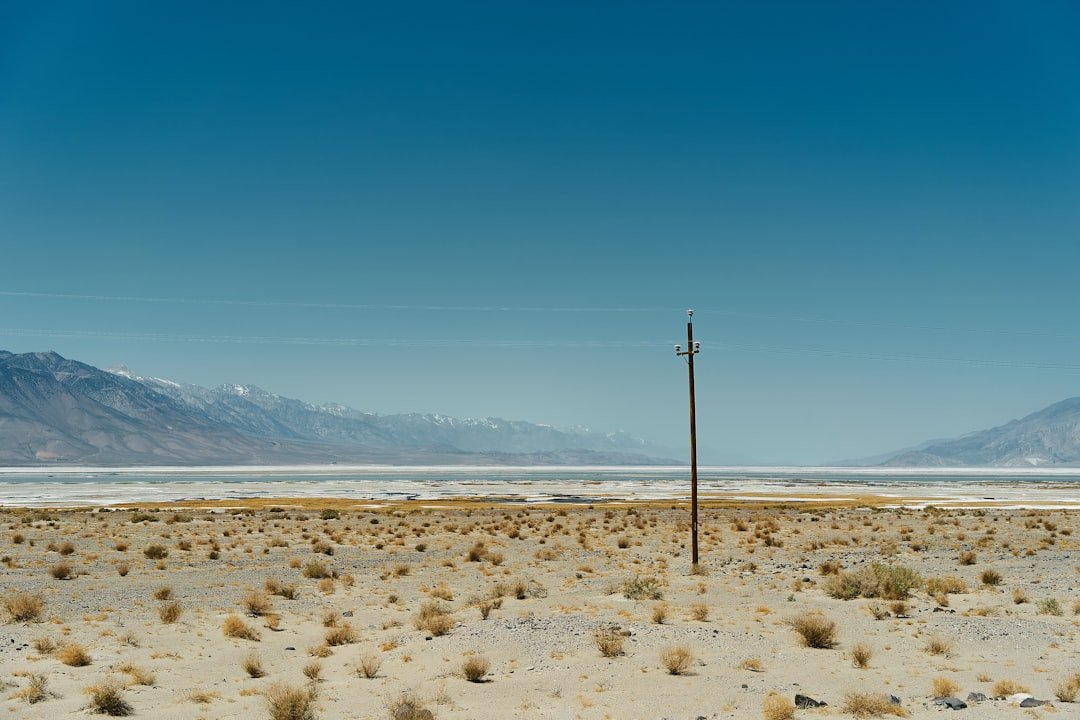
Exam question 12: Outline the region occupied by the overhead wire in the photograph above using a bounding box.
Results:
[1,326,1079,370]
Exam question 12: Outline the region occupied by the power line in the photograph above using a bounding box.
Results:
[1,326,1079,370]
[3,289,1078,342]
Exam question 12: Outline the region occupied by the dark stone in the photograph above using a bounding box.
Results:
[933,697,967,710]
[965,693,987,703]
[342,610,353,617]
[1019,698,1048,708]
[284,646,295,651]
[889,695,902,706]
[795,694,826,709]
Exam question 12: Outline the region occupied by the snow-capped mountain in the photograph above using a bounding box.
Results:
[0,350,675,466]
[124,369,675,458]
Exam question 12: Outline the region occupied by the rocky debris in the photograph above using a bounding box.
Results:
[794,694,826,708]
[1019,697,1050,708]
[965,693,986,703]
[933,697,967,710]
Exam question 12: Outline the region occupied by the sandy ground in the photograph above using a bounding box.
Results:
[0,499,1077,719]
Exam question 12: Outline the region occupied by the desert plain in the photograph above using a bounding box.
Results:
[0,498,1078,719]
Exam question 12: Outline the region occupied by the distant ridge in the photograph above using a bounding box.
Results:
[0,350,676,466]
[882,397,1080,467]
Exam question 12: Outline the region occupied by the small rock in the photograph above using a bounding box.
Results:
[965,693,986,704]
[889,695,902,706]
[342,610,353,617]
[795,694,826,709]
[1019,698,1048,708]
[933,697,967,710]
[284,646,295,651]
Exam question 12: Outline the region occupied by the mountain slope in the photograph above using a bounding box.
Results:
[0,351,673,466]
[883,397,1080,467]
[115,368,673,459]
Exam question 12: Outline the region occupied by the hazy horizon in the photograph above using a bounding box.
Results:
[3,3,1080,464]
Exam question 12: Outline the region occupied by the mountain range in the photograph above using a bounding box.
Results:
[881,397,1080,467]
[3,349,1078,468]
[0,350,676,466]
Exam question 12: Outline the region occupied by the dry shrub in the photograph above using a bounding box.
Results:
[49,563,73,579]
[152,586,173,601]
[1055,672,1080,702]
[1012,588,1029,604]
[660,645,694,675]
[923,635,952,656]
[264,682,316,720]
[786,612,838,649]
[429,583,453,601]
[158,601,182,624]
[689,603,709,621]
[186,688,220,704]
[223,614,261,641]
[143,544,168,560]
[302,660,322,681]
[739,657,764,672]
[850,643,872,669]
[116,663,155,686]
[931,676,960,698]
[840,691,907,717]
[324,623,357,646]
[243,590,273,616]
[925,576,968,596]
[266,578,298,599]
[991,679,1030,697]
[1038,598,1063,616]
[819,560,842,575]
[16,673,48,704]
[958,551,976,565]
[57,642,92,666]
[356,652,381,679]
[388,691,434,720]
[32,636,57,654]
[651,603,668,624]
[58,541,75,555]
[823,564,922,600]
[303,560,330,579]
[242,652,265,678]
[85,678,132,716]
[623,576,663,601]
[594,626,625,657]
[978,569,1002,586]
[4,592,44,622]
[462,654,490,682]
[413,602,454,636]
[762,692,795,720]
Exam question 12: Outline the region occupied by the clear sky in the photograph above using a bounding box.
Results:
[2,1,1079,464]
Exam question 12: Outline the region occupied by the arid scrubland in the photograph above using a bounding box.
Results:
[0,501,1077,719]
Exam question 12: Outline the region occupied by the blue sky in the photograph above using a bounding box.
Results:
[2,1,1079,463]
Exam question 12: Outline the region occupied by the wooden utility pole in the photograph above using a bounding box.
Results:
[675,309,701,569]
